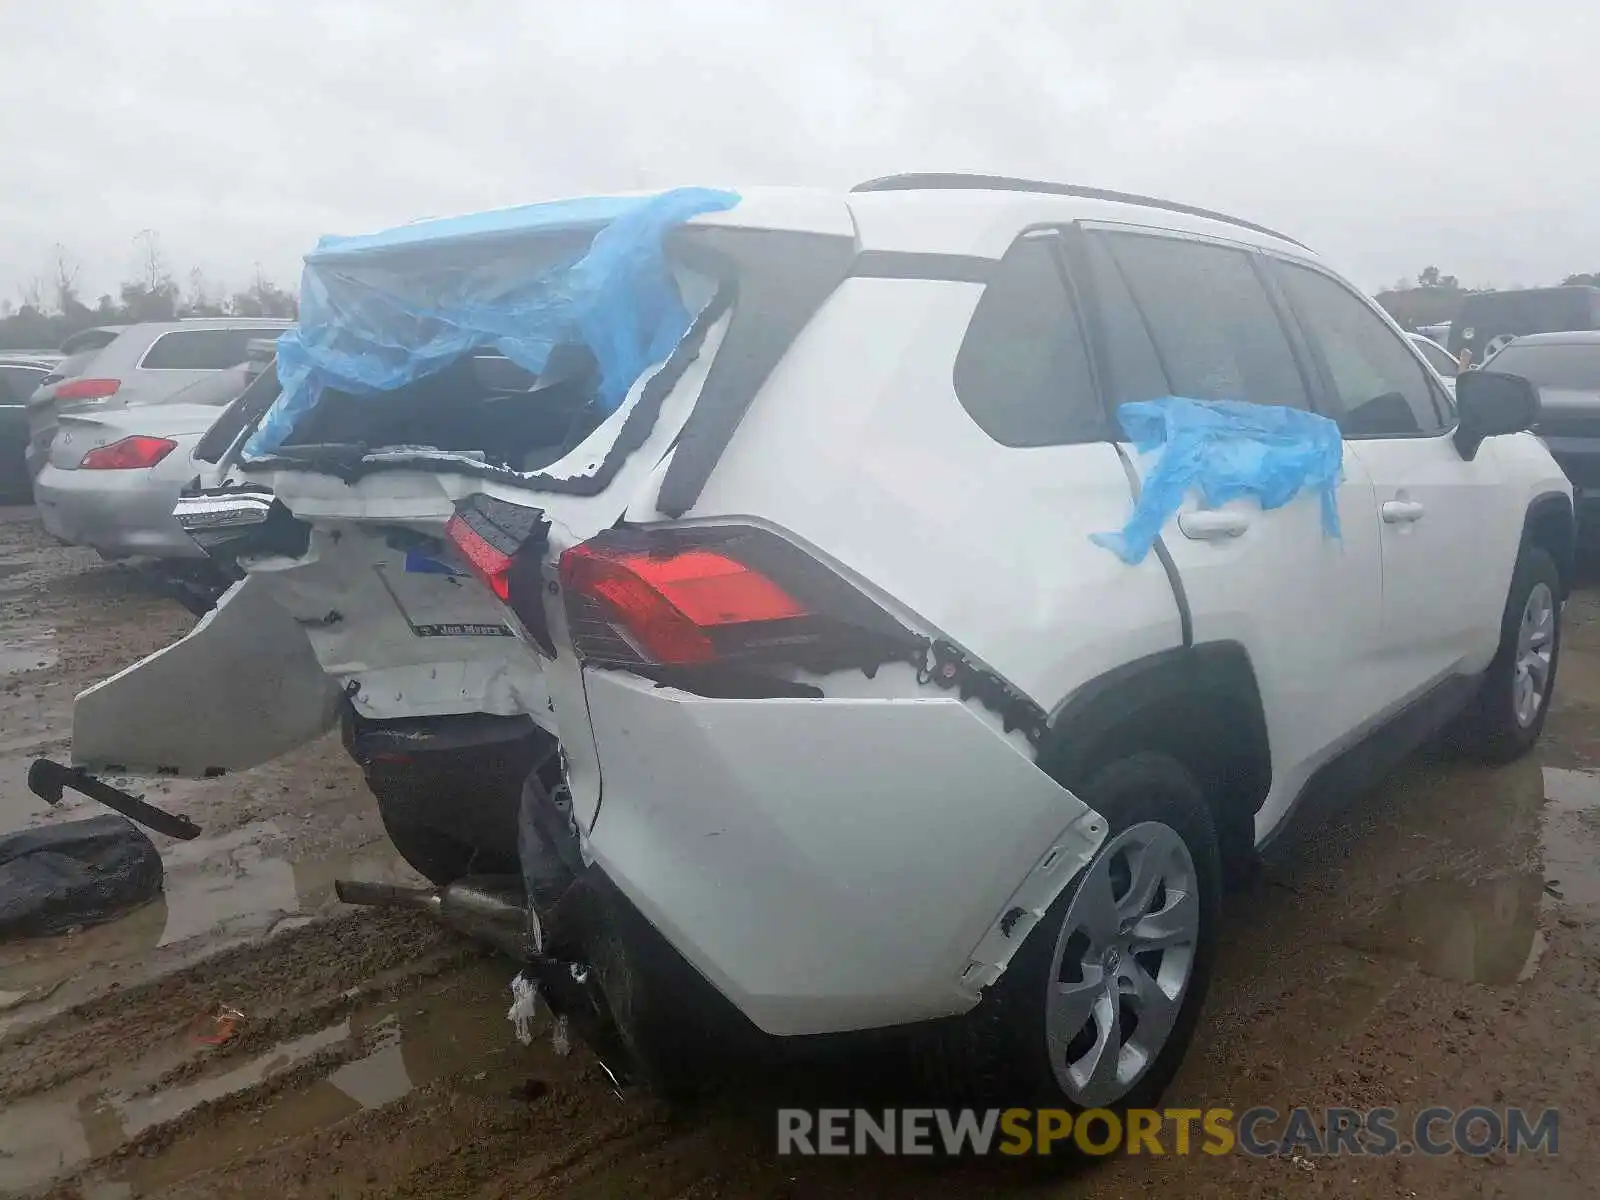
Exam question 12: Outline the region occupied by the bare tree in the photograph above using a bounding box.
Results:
[185,266,224,316]
[121,229,179,321]
[17,277,45,313]
[51,243,82,314]
[133,229,174,292]
[229,262,297,318]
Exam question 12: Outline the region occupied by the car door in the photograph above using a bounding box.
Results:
[1075,228,1389,829]
[1269,258,1504,700]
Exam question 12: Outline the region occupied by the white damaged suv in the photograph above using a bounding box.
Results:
[54,176,1572,1110]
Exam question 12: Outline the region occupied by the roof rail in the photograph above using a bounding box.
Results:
[850,173,1308,250]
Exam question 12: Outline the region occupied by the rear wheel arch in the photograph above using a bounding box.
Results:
[1040,643,1272,874]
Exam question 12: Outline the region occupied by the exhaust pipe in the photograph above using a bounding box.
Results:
[337,873,637,1087]
[335,875,532,959]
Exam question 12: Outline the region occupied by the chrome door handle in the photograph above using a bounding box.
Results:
[1178,510,1250,540]
[1381,500,1426,524]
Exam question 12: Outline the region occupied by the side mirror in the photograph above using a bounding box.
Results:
[1454,370,1539,461]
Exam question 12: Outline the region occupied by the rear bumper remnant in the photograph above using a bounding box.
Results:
[27,759,202,840]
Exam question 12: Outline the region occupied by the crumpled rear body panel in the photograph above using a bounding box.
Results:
[72,576,342,777]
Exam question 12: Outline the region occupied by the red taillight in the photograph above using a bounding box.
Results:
[53,378,121,401]
[79,436,177,470]
[559,544,808,665]
[445,511,511,600]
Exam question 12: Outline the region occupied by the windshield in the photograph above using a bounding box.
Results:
[1482,343,1600,391]
[1411,337,1457,376]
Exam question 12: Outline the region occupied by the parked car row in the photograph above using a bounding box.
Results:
[29,177,1574,1117]
[1481,332,1600,524]
[1,319,290,550]
[0,353,59,503]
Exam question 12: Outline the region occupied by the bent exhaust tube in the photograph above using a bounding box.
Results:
[335,876,532,959]
[337,874,637,1087]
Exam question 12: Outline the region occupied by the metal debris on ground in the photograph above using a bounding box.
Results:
[191,1004,246,1046]
[507,972,540,1046]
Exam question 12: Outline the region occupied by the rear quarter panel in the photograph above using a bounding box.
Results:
[655,275,1185,712]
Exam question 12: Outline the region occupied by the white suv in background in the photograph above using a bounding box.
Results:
[58,177,1571,1114]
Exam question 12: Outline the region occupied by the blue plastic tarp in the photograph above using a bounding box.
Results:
[241,187,740,460]
[1091,397,1344,565]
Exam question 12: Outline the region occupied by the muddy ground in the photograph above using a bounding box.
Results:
[0,504,1596,1199]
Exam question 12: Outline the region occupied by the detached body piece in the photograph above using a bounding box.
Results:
[0,814,163,939]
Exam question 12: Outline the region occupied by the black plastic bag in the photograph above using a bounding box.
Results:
[0,814,164,939]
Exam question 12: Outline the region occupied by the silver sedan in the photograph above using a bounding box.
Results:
[33,364,254,561]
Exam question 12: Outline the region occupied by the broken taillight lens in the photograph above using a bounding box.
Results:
[443,494,553,652]
[559,544,809,665]
[79,436,176,470]
[445,511,513,600]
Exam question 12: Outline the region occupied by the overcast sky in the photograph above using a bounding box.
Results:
[2,1,1596,305]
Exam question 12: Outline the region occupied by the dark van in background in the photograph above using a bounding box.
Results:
[1450,285,1600,365]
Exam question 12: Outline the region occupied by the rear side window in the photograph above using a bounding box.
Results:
[140,329,275,371]
[1275,262,1446,436]
[1081,235,1172,406]
[1102,233,1308,409]
[59,327,119,355]
[952,234,1103,446]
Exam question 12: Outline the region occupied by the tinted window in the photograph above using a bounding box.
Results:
[141,329,274,371]
[1081,236,1170,405]
[59,327,120,355]
[0,366,48,404]
[952,234,1103,446]
[1277,262,1445,436]
[1104,233,1308,408]
[1480,343,1600,391]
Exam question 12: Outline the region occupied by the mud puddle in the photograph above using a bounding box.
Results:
[1540,765,1600,911]
[0,960,540,1196]
[1346,763,1600,984]
[0,825,413,1035]
[0,627,57,678]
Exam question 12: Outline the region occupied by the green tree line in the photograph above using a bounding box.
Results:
[0,233,296,352]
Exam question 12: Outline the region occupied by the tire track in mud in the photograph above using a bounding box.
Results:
[0,910,466,1106]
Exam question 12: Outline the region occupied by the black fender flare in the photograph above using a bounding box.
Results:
[1038,642,1273,853]
[1518,491,1575,599]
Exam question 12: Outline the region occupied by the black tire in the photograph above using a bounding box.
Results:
[916,752,1221,1122]
[376,802,480,886]
[367,764,520,886]
[1453,545,1561,764]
